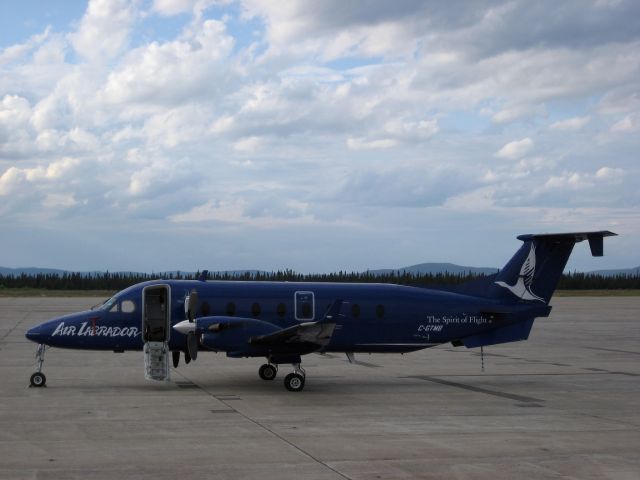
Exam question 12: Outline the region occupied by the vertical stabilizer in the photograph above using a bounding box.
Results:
[487,231,616,304]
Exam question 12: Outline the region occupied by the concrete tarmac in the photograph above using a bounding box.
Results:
[0,296,639,479]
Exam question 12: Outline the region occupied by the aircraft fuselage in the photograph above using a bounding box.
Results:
[26,279,549,355]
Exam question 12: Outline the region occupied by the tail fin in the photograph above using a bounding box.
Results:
[487,231,616,304]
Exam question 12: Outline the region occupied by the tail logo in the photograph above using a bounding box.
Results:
[495,243,545,302]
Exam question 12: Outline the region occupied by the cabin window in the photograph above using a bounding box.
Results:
[121,300,136,313]
[226,302,236,316]
[351,303,360,318]
[200,302,210,316]
[294,291,314,321]
[376,304,385,319]
[251,302,261,317]
[276,302,286,317]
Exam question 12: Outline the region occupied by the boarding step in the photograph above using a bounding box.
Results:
[144,341,170,381]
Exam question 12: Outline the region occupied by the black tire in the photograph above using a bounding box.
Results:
[284,372,305,392]
[30,372,46,387]
[259,364,277,381]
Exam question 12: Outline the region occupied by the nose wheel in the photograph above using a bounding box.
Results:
[29,344,47,387]
[30,372,46,387]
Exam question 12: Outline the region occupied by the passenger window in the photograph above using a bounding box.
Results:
[376,304,385,319]
[226,302,236,316]
[121,300,136,313]
[351,304,360,318]
[276,302,286,317]
[251,302,261,317]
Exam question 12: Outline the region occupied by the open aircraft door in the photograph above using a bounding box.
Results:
[142,285,171,381]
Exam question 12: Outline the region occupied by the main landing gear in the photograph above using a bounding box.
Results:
[258,362,306,391]
[258,363,278,381]
[29,344,47,387]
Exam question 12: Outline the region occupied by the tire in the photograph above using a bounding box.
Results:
[259,364,277,381]
[284,372,305,392]
[30,372,46,387]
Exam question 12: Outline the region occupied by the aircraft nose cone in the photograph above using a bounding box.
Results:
[25,325,43,342]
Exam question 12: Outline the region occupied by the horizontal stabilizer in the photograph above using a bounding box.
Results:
[516,231,616,257]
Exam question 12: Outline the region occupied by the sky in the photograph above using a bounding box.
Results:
[0,0,638,273]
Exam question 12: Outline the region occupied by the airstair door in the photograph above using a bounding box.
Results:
[142,285,171,381]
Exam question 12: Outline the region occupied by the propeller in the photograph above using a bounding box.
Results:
[186,289,199,322]
[187,332,198,362]
[183,289,199,362]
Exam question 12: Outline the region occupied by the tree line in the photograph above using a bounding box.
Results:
[0,269,638,291]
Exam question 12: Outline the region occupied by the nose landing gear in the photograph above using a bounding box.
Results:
[29,344,47,387]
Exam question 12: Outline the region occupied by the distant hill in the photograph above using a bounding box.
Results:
[0,267,69,276]
[582,266,640,276]
[369,262,499,276]
[0,267,265,277]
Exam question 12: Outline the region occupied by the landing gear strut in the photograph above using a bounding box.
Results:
[284,363,306,392]
[30,344,47,387]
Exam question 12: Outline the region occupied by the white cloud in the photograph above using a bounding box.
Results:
[610,114,639,133]
[102,19,234,106]
[550,116,591,131]
[495,138,534,160]
[492,104,545,123]
[347,137,396,150]
[153,0,218,17]
[43,193,77,208]
[169,198,319,228]
[68,0,137,60]
[233,136,265,153]
[0,157,80,196]
[0,95,32,138]
[0,1,639,271]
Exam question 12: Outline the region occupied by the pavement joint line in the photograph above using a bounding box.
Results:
[584,346,640,355]
[408,375,545,403]
[402,372,616,377]
[352,360,382,368]
[172,369,354,480]
[0,311,30,342]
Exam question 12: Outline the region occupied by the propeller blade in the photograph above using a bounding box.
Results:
[184,349,191,364]
[187,332,198,362]
[188,289,199,322]
[172,350,180,368]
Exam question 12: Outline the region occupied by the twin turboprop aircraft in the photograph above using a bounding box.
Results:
[25,231,615,391]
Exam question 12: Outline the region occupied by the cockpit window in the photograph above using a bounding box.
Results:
[100,296,118,312]
[97,296,136,313]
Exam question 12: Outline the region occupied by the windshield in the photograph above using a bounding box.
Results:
[97,296,118,312]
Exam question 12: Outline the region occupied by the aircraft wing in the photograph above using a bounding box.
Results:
[249,299,343,348]
[249,321,336,347]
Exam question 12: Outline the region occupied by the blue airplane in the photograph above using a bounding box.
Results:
[25,231,615,391]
